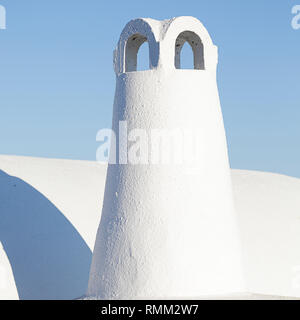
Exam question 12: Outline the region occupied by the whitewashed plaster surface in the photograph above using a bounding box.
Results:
[1,16,299,300]
[0,155,300,299]
[88,17,243,299]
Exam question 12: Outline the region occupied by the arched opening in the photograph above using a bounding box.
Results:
[174,31,204,70]
[125,34,149,72]
[136,41,150,71]
[179,42,194,69]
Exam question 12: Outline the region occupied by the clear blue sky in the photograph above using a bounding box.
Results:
[0,0,299,177]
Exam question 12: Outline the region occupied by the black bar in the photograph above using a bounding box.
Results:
[0,300,299,319]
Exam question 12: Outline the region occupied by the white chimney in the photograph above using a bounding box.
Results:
[87,16,244,299]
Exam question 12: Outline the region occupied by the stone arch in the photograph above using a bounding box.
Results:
[174,31,204,70]
[160,16,218,71]
[114,18,160,74]
[125,33,149,72]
